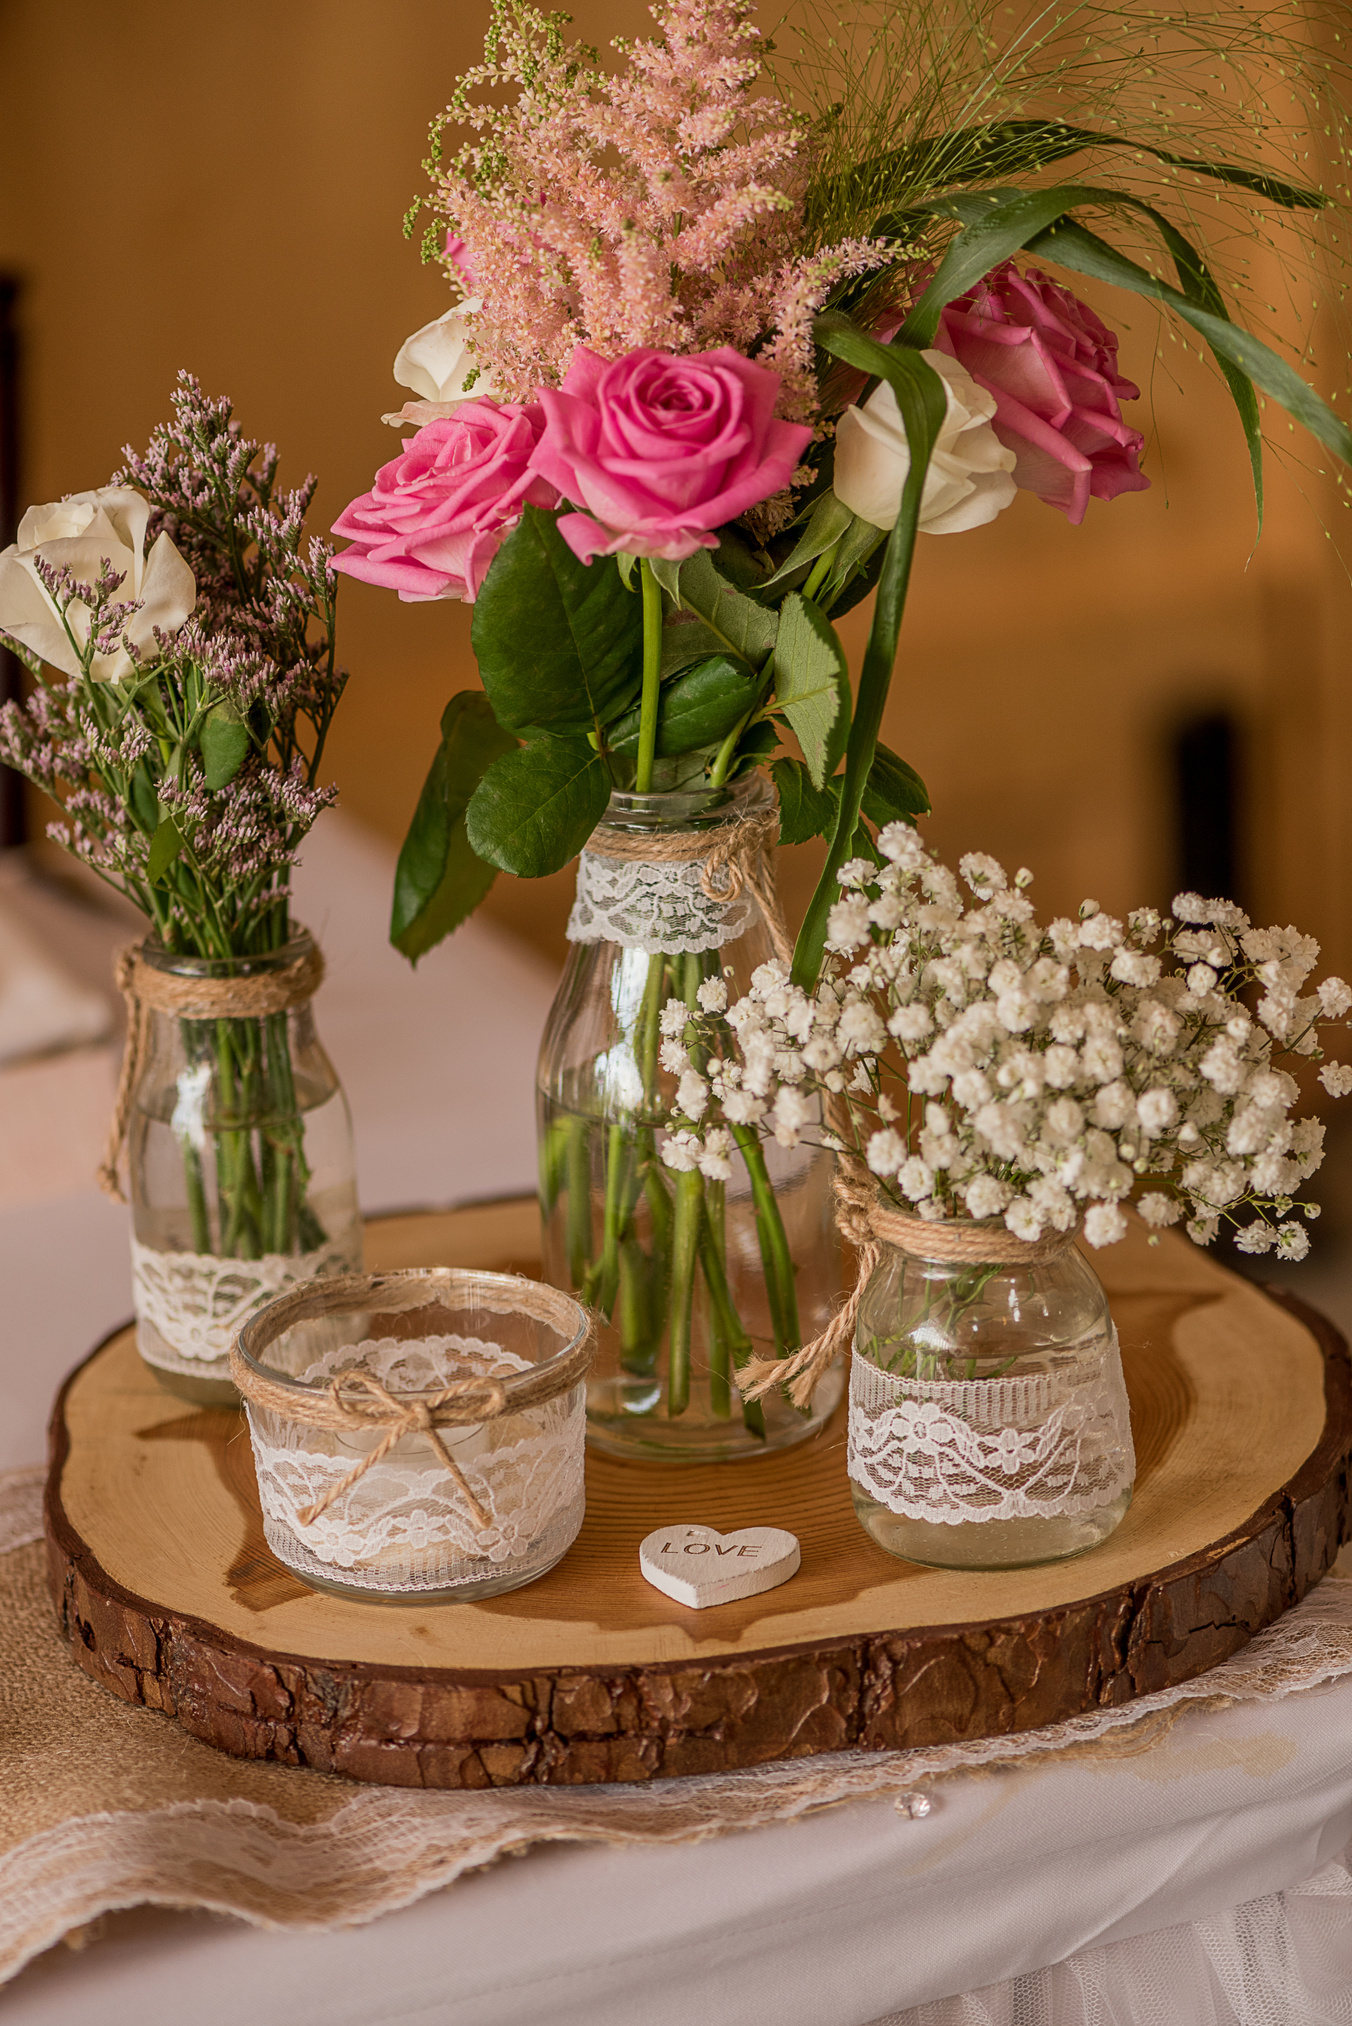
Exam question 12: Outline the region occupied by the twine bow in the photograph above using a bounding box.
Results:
[297,1368,509,1533]
[697,810,792,966]
[98,936,324,1203]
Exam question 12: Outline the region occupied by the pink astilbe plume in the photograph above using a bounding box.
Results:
[421,0,897,417]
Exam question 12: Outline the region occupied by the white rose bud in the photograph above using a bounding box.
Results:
[382,304,497,427]
[0,488,195,682]
[832,351,1017,537]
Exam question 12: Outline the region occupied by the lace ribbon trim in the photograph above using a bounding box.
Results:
[847,1330,1135,1525]
[132,1235,361,1369]
[567,848,756,955]
[245,1334,585,1584]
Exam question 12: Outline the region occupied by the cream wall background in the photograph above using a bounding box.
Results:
[1,0,1349,975]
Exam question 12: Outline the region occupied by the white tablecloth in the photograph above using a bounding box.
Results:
[2,815,1350,2024]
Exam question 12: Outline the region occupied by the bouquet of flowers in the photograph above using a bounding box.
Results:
[331,0,1351,1448]
[334,0,1352,981]
[0,376,350,1278]
[661,825,1352,1398]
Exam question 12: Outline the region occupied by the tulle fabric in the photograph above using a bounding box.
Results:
[873,1851,1352,2026]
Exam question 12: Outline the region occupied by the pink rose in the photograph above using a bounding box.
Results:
[531,346,814,564]
[331,402,559,603]
[935,264,1149,524]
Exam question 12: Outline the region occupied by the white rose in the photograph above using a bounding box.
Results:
[0,487,195,681]
[381,303,497,428]
[832,351,1017,536]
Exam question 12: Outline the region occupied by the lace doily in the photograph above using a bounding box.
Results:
[246,1334,586,1592]
[567,848,756,955]
[132,1234,361,1372]
[847,1330,1135,1525]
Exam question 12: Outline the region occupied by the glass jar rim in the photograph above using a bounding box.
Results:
[873,1210,1081,1269]
[235,1265,592,1401]
[602,771,767,834]
[142,927,316,979]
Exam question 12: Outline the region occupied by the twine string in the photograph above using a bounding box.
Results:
[296,1369,509,1532]
[97,939,325,1203]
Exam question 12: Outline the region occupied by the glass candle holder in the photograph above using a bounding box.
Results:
[231,1268,592,1602]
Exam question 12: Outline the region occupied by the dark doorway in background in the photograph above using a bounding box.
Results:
[0,273,23,849]
[1171,709,1244,909]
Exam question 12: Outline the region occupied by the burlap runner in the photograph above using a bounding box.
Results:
[4,1466,1352,1988]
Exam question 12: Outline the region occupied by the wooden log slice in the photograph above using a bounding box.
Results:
[46,1202,1352,1789]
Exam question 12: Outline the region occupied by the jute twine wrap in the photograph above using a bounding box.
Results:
[97,938,325,1203]
[740,1121,1077,1410]
[230,1268,594,1534]
[587,799,792,967]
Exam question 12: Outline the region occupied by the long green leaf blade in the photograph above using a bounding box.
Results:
[846,120,1325,222]
[791,321,948,988]
[1031,217,1352,469]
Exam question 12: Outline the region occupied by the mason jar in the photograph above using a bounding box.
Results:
[537,774,842,1461]
[848,1218,1134,1568]
[125,930,361,1404]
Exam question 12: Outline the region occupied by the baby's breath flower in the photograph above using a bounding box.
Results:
[696,976,728,1015]
[664,834,1350,1260]
[867,1128,906,1177]
[676,1067,709,1120]
[1083,1203,1128,1248]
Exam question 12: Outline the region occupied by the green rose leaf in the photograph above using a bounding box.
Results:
[466,733,610,878]
[200,701,250,792]
[470,507,644,734]
[773,592,851,790]
[660,550,779,669]
[772,757,839,845]
[862,743,931,828]
[610,656,759,758]
[391,692,517,961]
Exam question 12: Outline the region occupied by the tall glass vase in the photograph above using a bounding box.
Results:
[537,777,842,1461]
[125,930,362,1404]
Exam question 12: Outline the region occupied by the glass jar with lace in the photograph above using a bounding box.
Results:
[117,930,361,1405]
[537,775,842,1461]
[232,1267,592,1600]
[848,1214,1134,1569]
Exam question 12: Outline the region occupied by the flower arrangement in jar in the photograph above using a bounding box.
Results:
[0,376,359,1400]
[661,824,1352,1563]
[331,0,1352,1449]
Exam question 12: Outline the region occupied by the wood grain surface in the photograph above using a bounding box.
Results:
[45,1202,1352,1788]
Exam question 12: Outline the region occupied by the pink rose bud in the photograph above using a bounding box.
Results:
[936,263,1150,524]
[530,345,815,564]
[331,402,559,604]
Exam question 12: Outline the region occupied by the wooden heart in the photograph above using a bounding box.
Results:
[638,1523,801,1610]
